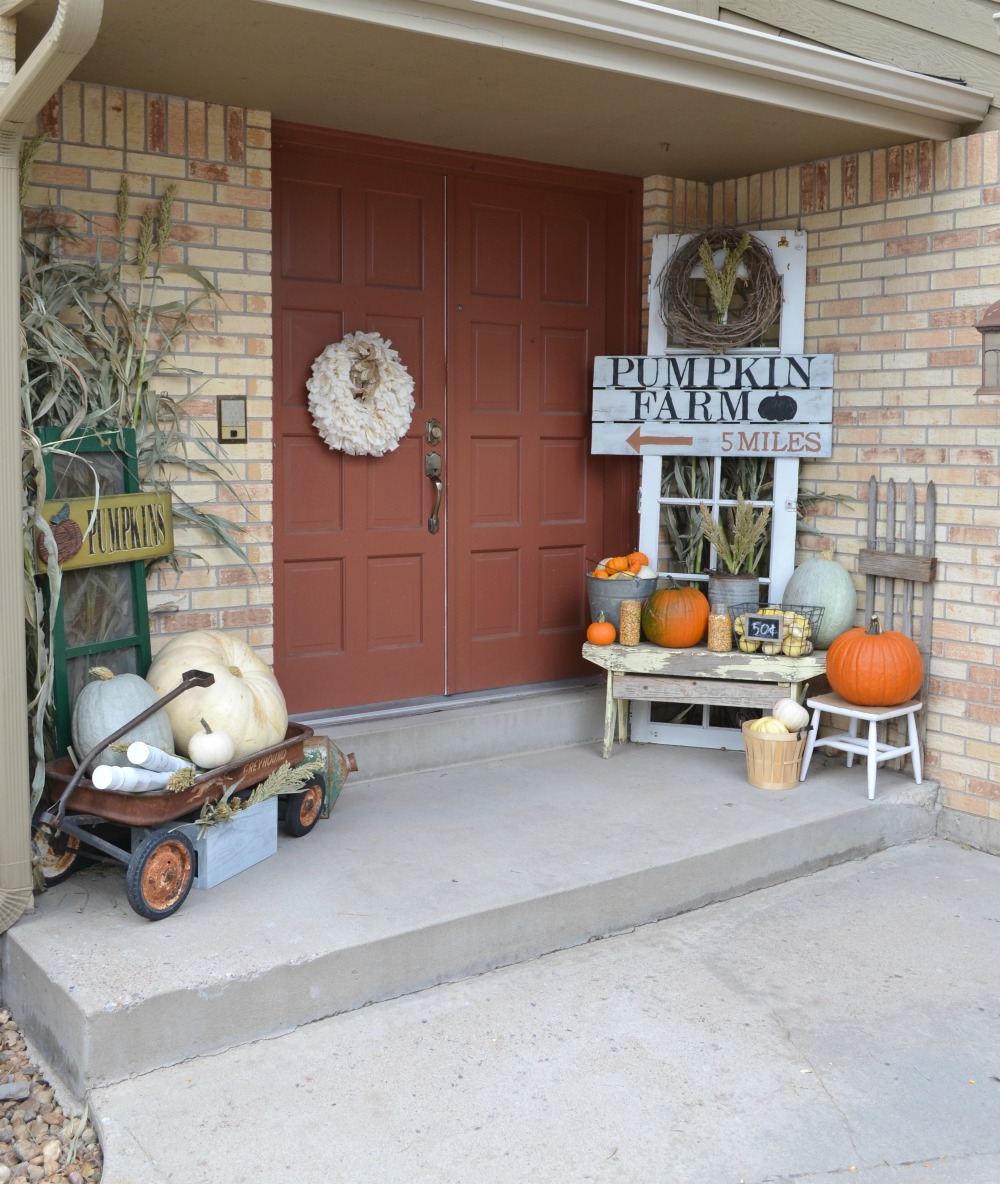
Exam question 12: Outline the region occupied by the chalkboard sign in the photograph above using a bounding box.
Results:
[744,613,785,643]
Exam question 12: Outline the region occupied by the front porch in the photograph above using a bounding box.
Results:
[2,686,937,1098]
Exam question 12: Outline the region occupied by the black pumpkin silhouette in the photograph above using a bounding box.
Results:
[758,393,798,421]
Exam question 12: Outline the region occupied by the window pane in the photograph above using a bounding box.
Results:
[62,565,135,649]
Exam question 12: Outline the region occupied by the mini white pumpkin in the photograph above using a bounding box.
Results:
[145,630,288,761]
[72,666,174,772]
[772,697,810,731]
[187,719,237,769]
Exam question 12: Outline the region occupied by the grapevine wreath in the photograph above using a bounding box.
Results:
[656,228,782,351]
[307,331,415,457]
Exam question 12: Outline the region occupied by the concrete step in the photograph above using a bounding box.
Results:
[0,704,939,1097]
[304,682,606,781]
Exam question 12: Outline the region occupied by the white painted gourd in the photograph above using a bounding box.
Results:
[782,550,858,649]
[72,666,175,772]
[145,630,288,761]
[187,719,237,769]
[771,697,810,731]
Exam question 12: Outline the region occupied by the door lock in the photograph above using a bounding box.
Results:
[425,418,443,445]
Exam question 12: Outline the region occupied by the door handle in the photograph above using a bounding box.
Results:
[424,451,442,534]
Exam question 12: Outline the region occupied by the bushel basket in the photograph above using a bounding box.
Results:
[741,721,808,791]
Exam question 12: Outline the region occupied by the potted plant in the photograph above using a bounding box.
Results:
[697,489,771,612]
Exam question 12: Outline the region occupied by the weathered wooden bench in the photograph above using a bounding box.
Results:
[582,641,827,757]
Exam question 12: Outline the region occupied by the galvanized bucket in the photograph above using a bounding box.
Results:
[586,575,658,635]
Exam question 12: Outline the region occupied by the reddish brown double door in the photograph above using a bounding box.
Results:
[273,126,639,714]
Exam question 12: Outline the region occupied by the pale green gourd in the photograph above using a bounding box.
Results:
[72,667,174,772]
[782,550,857,648]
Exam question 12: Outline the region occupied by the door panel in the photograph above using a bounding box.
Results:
[446,177,609,692]
[273,147,446,712]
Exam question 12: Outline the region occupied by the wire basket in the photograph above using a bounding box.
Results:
[742,721,808,790]
[729,602,824,657]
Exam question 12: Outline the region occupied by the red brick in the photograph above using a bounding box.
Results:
[918,140,934,192]
[190,161,230,182]
[161,612,215,633]
[227,108,245,163]
[147,96,166,153]
[222,607,272,628]
[903,142,918,195]
[843,155,858,205]
[928,349,978,366]
[929,309,980,328]
[887,145,902,198]
[885,236,929,257]
[220,565,273,586]
[41,95,60,138]
[815,161,828,211]
[969,704,1000,725]
[931,230,979,251]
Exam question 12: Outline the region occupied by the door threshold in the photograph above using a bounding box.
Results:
[293,676,601,729]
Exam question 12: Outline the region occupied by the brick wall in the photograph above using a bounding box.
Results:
[645,136,1000,824]
[23,82,275,659]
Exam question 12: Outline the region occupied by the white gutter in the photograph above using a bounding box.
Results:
[0,0,102,934]
[254,0,993,140]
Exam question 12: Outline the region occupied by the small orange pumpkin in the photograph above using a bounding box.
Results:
[626,550,649,573]
[641,585,709,648]
[605,555,630,574]
[586,613,616,645]
[826,614,923,706]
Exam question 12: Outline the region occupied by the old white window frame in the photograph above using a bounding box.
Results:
[631,229,808,748]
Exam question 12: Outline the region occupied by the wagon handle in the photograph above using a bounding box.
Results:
[45,669,216,831]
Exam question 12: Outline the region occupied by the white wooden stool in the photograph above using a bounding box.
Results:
[798,692,922,800]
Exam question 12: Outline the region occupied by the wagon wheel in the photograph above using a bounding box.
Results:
[32,822,85,887]
[126,829,195,920]
[283,777,324,837]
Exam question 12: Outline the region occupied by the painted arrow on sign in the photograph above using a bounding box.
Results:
[625,426,695,453]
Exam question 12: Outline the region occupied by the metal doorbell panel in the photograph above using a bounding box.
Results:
[217,395,248,444]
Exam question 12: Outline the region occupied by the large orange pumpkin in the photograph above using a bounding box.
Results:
[641,586,709,648]
[825,614,924,706]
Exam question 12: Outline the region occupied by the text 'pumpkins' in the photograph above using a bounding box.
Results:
[145,630,288,761]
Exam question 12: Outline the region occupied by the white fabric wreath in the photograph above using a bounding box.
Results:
[307,331,415,457]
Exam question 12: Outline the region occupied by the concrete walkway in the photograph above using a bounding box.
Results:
[92,836,1000,1184]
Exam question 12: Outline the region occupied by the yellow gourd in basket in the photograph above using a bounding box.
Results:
[747,716,789,735]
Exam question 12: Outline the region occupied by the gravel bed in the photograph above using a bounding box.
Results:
[0,1010,102,1183]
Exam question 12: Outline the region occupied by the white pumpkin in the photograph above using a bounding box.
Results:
[771,697,810,731]
[145,630,288,761]
[187,720,237,769]
[72,666,174,772]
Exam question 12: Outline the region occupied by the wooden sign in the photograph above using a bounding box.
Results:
[37,491,173,571]
[592,352,833,458]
